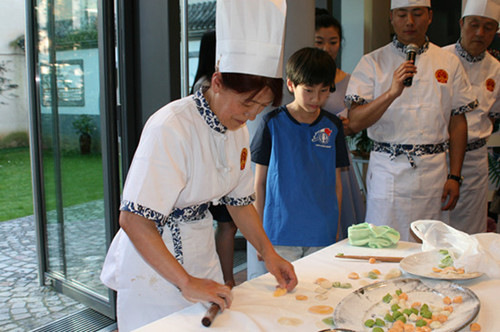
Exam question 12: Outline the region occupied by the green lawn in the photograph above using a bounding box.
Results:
[0,147,104,222]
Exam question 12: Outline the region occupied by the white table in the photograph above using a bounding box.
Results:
[136,240,500,331]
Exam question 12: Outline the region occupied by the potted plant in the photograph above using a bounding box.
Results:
[72,114,96,154]
[348,129,372,159]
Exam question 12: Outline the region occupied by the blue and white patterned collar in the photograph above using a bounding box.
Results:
[392,35,429,55]
[455,40,485,63]
[193,88,227,134]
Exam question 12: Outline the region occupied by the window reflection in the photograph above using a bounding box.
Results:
[185,0,215,93]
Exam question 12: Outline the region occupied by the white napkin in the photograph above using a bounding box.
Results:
[411,220,500,279]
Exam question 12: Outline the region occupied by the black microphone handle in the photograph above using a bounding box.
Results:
[403,51,416,87]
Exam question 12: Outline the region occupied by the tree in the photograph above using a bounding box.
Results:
[0,61,19,104]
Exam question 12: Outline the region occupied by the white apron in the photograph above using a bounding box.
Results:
[449,145,488,234]
[365,151,448,241]
[443,44,500,233]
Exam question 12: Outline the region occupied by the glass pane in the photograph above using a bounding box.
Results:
[35,0,108,299]
[186,0,216,93]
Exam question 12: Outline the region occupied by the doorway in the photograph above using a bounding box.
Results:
[26,0,119,321]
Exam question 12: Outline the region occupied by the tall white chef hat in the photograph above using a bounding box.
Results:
[391,0,431,10]
[462,0,500,23]
[216,0,287,78]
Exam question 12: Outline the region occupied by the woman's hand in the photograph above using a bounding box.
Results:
[180,276,233,311]
[263,252,298,292]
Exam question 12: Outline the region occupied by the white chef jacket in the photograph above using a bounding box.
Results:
[100,90,255,331]
[345,37,476,241]
[444,43,500,234]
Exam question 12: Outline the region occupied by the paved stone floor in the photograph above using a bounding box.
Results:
[0,215,86,331]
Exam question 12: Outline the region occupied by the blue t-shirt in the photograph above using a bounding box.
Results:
[251,106,349,246]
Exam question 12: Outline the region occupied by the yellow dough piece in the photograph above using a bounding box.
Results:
[277,317,303,326]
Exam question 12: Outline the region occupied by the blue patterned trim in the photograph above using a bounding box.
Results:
[455,41,485,63]
[345,94,368,109]
[372,141,448,168]
[120,200,209,264]
[489,112,500,119]
[392,35,429,55]
[219,194,255,206]
[120,201,167,233]
[193,89,227,134]
[451,99,478,116]
[466,138,487,152]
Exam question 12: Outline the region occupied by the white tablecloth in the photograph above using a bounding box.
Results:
[135,240,500,331]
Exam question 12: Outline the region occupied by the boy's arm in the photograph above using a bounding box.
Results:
[253,163,269,221]
[335,168,342,241]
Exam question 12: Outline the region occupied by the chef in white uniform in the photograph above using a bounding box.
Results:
[100,1,297,331]
[345,0,477,241]
[443,0,500,234]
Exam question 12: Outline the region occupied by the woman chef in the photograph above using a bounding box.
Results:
[100,1,297,330]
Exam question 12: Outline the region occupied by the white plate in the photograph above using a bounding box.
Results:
[400,250,483,280]
[333,278,480,332]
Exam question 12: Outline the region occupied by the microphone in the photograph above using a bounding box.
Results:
[403,43,419,87]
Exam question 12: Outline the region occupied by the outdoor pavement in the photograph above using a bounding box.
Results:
[0,215,86,331]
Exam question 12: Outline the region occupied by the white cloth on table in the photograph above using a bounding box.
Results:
[134,239,500,331]
[345,40,476,241]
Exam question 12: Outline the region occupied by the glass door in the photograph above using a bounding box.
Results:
[27,0,118,318]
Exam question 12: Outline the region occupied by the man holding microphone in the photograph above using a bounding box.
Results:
[346,0,477,241]
[444,0,500,234]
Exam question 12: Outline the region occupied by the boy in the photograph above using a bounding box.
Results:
[251,47,349,262]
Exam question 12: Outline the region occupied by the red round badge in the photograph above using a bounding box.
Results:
[435,69,448,84]
[486,78,495,92]
[240,148,248,170]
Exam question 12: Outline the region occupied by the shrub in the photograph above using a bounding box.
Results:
[0,131,29,148]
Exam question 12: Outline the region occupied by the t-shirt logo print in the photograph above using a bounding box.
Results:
[312,128,332,145]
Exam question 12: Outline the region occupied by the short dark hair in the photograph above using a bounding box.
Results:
[315,10,343,43]
[220,73,283,107]
[286,47,336,90]
[191,30,216,94]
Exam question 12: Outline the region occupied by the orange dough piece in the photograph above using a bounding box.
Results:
[308,305,334,315]
[273,287,287,297]
[348,272,359,279]
[295,294,308,301]
[314,277,329,284]
[470,322,481,331]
